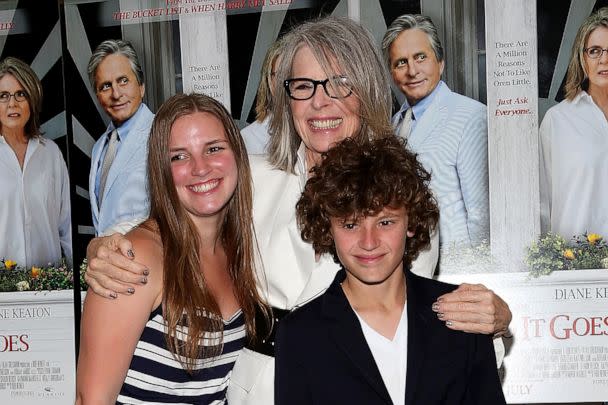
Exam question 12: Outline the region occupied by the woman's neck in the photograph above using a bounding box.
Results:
[3,129,29,169]
[304,149,322,174]
[189,213,224,256]
[2,128,27,144]
[588,85,608,118]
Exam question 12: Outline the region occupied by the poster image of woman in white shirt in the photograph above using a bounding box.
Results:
[0,57,72,269]
[540,7,608,240]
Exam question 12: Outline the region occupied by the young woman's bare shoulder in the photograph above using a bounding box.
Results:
[125,221,163,269]
[124,221,164,303]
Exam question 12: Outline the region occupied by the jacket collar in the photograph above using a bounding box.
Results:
[404,270,434,404]
[321,269,393,403]
[320,268,436,405]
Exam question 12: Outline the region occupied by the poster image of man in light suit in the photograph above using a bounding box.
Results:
[382,14,490,249]
[87,40,154,236]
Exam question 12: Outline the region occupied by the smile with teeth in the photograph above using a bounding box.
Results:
[309,118,342,130]
[189,179,220,193]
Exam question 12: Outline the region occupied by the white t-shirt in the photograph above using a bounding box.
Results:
[355,304,408,405]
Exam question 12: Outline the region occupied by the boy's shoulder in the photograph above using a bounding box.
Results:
[406,270,458,304]
[282,291,327,328]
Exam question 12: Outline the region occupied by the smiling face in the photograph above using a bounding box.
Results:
[0,73,30,134]
[330,206,414,287]
[389,28,444,106]
[94,53,144,126]
[289,45,361,168]
[169,112,238,227]
[584,26,608,95]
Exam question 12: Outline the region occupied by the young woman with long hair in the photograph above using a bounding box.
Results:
[76,93,268,404]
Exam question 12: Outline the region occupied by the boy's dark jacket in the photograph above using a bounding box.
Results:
[275,269,506,405]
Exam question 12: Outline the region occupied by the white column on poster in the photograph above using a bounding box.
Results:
[485,0,540,270]
[179,1,231,111]
[0,291,75,404]
[347,0,360,22]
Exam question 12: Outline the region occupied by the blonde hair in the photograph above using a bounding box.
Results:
[564,7,608,100]
[255,38,284,122]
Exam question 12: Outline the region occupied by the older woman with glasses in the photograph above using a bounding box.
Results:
[0,57,71,269]
[83,17,511,404]
[540,7,608,239]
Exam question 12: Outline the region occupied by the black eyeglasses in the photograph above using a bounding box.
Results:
[284,76,353,100]
[0,90,27,103]
[584,46,608,59]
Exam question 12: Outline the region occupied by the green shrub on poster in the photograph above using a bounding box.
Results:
[527,232,608,277]
[0,258,85,292]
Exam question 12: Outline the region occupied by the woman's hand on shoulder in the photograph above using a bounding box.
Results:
[431,283,512,336]
[85,232,150,299]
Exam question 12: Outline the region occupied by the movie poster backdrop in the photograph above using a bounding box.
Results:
[1,0,607,403]
[0,2,76,404]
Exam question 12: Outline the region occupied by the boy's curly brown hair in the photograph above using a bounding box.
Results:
[296,136,439,268]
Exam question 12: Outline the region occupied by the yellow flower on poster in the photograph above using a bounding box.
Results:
[587,233,602,245]
[563,249,575,260]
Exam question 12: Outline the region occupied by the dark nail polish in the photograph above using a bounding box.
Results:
[431,303,440,312]
[143,269,150,276]
[437,312,445,320]
[141,277,148,284]
[109,292,118,299]
[127,288,135,294]
[127,249,135,258]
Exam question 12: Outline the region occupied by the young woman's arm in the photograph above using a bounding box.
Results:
[75,228,162,404]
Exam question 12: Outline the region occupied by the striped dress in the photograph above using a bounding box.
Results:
[116,306,246,404]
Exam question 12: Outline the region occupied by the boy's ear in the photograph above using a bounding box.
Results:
[407,229,415,238]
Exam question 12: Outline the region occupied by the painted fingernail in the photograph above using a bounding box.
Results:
[437,312,445,320]
[143,269,150,276]
[127,288,135,294]
[127,249,135,258]
[109,292,118,299]
[446,320,453,327]
[141,277,148,284]
[432,303,440,312]
[436,297,444,302]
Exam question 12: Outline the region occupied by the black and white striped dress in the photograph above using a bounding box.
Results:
[116,306,246,404]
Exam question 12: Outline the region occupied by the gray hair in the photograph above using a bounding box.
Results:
[564,7,608,100]
[87,39,144,90]
[268,16,393,173]
[0,57,43,138]
[381,14,444,68]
